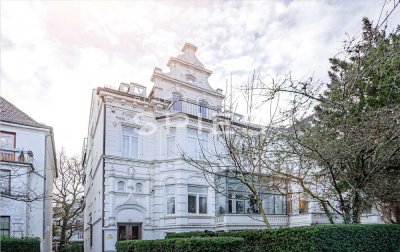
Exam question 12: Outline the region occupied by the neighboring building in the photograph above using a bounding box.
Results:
[0,97,57,251]
[82,43,383,252]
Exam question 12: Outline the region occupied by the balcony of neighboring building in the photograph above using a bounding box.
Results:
[0,148,34,168]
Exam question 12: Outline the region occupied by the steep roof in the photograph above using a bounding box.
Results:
[0,96,47,128]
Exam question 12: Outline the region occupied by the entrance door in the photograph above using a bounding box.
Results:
[117,223,141,240]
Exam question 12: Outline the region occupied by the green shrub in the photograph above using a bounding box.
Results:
[166,224,400,252]
[60,241,84,252]
[116,237,244,252]
[0,237,40,252]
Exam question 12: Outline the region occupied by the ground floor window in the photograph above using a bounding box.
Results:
[117,223,141,240]
[264,194,287,215]
[188,185,208,214]
[0,216,10,237]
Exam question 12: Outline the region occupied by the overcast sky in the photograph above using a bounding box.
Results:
[1,0,399,155]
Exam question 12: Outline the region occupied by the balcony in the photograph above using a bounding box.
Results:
[0,149,34,165]
[215,214,288,230]
[168,99,219,121]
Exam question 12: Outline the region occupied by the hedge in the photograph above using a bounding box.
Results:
[0,237,40,252]
[60,241,84,252]
[166,224,400,252]
[116,237,244,252]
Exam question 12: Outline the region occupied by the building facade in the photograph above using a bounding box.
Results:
[0,97,57,252]
[82,43,383,252]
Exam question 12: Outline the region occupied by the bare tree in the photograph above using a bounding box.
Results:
[53,150,84,247]
[180,74,287,227]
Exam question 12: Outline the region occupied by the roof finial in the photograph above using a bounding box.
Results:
[181,43,198,53]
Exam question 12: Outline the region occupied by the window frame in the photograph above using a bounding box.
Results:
[0,131,16,162]
[0,216,10,238]
[121,125,140,159]
[165,185,176,215]
[117,181,126,192]
[185,74,196,84]
[198,101,207,118]
[135,183,143,193]
[187,185,208,215]
[0,169,11,195]
[172,94,182,112]
[263,193,287,215]
[186,128,209,160]
[0,131,16,149]
[166,127,176,158]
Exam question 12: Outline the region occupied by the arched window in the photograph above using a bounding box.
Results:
[185,74,196,84]
[117,181,125,192]
[136,183,143,193]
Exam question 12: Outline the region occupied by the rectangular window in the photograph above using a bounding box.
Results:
[265,194,275,215]
[199,196,207,214]
[275,195,286,215]
[187,128,208,159]
[0,216,10,237]
[117,223,141,240]
[187,128,198,158]
[188,195,197,213]
[0,170,11,195]
[0,131,16,161]
[122,126,139,158]
[188,186,208,214]
[172,95,182,111]
[228,193,233,213]
[0,132,15,149]
[235,194,245,213]
[199,102,207,118]
[299,199,308,214]
[263,194,287,215]
[77,232,84,239]
[198,130,208,158]
[166,128,176,158]
[165,185,175,214]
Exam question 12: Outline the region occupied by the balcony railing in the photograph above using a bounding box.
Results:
[0,149,34,164]
[168,99,219,121]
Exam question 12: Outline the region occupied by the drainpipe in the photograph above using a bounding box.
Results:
[43,133,50,251]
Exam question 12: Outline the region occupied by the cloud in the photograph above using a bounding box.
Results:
[1,0,399,155]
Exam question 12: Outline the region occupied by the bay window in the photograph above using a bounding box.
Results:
[225,184,286,215]
[187,185,208,214]
[122,126,139,158]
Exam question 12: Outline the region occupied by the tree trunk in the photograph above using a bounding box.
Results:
[393,203,400,224]
[254,193,271,228]
[60,219,68,248]
[351,191,362,224]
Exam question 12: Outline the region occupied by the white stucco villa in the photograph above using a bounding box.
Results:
[0,97,57,252]
[82,43,383,252]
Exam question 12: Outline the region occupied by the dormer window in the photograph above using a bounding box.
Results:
[185,74,196,84]
[119,83,130,93]
[129,83,146,97]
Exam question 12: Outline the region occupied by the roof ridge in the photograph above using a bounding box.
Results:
[0,96,47,128]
